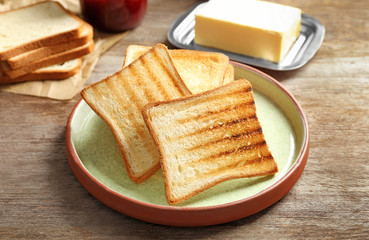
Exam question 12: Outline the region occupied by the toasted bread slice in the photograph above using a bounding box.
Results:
[0,40,94,79]
[0,59,82,84]
[0,23,93,71]
[81,44,191,183]
[222,64,235,85]
[0,1,85,60]
[123,45,151,67]
[143,79,278,205]
[123,45,234,94]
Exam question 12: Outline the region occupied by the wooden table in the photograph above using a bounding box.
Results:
[1,0,368,238]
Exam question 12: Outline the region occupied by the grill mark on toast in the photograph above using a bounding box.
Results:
[116,48,187,154]
[140,53,171,101]
[195,140,268,165]
[188,127,262,151]
[177,154,275,186]
[108,68,148,141]
[154,48,188,97]
[177,140,271,174]
[176,89,254,124]
[111,69,141,110]
[213,114,258,130]
[84,81,147,160]
[131,57,158,103]
[104,78,127,110]
[220,140,266,157]
[212,153,274,173]
[172,101,257,143]
[175,114,258,142]
[102,69,159,174]
[123,62,175,151]
[199,101,256,121]
[196,88,253,110]
[217,140,267,156]
[151,47,189,98]
[202,155,276,179]
[163,89,257,142]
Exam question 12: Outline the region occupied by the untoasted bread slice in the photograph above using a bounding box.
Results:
[0,23,93,71]
[81,44,191,183]
[0,40,94,79]
[0,1,85,60]
[143,79,278,205]
[123,45,234,94]
[0,59,82,84]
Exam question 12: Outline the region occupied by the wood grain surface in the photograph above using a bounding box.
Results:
[1,0,368,239]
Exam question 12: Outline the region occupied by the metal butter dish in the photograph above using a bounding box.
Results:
[167,3,325,71]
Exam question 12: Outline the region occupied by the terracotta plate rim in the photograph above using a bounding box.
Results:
[66,61,309,226]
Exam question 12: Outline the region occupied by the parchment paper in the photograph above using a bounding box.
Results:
[0,0,128,100]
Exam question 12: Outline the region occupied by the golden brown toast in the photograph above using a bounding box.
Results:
[142,79,278,204]
[81,44,191,183]
[222,64,235,85]
[123,45,234,94]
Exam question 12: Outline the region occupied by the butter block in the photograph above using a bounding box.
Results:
[194,0,301,62]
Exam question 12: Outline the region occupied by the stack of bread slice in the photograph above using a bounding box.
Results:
[0,1,94,84]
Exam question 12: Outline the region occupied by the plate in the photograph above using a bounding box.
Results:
[66,62,309,226]
[167,2,325,71]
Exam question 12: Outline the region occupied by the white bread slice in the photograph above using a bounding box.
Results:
[142,79,278,205]
[0,1,85,60]
[0,40,94,79]
[0,23,93,71]
[81,44,191,183]
[123,45,234,94]
[0,59,82,84]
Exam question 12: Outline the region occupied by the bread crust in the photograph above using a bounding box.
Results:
[0,1,86,60]
[0,59,82,84]
[1,23,93,71]
[0,40,94,79]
